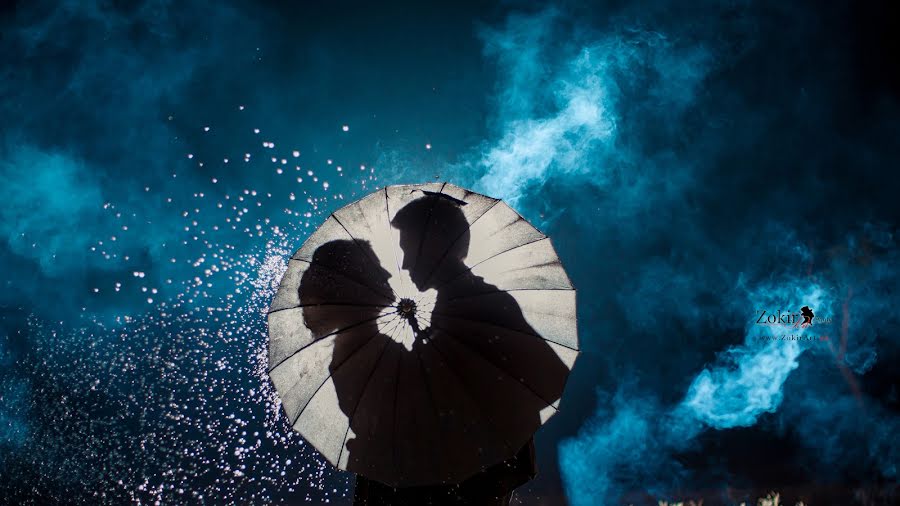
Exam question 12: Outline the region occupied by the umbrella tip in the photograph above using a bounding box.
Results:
[397,298,425,337]
[397,298,417,317]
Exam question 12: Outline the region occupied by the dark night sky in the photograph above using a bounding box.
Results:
[1,1,899,504]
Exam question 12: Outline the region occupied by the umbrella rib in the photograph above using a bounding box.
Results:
[412,236,547,308]
[411,288,431,309]
[290,312,405,427]
[331,213,401,301]
[269,310,400,373]
[268,302,394,316]
[414,199,501,292]
[442,287,575,304]
[334,315,407,466]
[412,334,442,481]
[481,260,561,276]
[428,321,561,409]
[384,187,409,298]
[429,311,579,352]
[390,319,408,480]
[414,286,575,318]
[425,336,517,456]
[416,311,433,331]
[389,316,403,339]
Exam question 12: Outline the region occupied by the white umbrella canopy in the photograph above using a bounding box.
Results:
[267,182,578,488]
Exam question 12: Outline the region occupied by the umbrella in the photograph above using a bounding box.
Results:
[267,182,578,487]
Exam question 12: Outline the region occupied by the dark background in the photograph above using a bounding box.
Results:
[1,1,898,504]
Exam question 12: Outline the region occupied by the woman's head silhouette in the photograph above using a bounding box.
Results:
[299,239,393,338]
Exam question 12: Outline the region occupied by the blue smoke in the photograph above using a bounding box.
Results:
[559,389,702,505]
[471,9,711,210]
[0,0,260,318]
[0,145,107,276]
[473,5,900,505]
[559,278,839,505]
[683,342,803,430]
[682,283,829,429]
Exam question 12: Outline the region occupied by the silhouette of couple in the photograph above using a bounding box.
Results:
[300,193,568,505]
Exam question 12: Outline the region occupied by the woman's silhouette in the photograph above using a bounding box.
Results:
[299,239,404,485]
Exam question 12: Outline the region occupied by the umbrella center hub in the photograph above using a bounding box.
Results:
[397,298,417,319]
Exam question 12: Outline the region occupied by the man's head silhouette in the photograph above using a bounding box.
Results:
[391,192,470,291]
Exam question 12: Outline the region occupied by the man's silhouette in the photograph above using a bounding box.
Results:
[371,192,567,505]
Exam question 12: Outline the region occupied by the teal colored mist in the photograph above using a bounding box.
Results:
[1,1,899,504]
